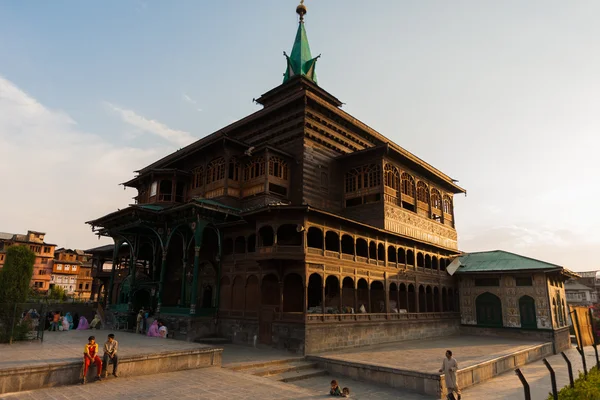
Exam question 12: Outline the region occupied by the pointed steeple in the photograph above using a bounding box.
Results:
[283,1,320,85]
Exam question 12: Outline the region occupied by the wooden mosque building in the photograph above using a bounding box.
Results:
[88,2,466,354]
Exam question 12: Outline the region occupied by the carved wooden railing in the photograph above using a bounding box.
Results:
[305,312,460,323]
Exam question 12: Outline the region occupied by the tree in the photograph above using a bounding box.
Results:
[0,246,36,304]
[48,286,68,302]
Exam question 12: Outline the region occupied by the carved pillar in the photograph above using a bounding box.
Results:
[190,246,201,315]
[339,280,343,312]
[367,281,372,313]
[128,255,137,312]
[321,275,326,313]
[384,275,389,314]
[157,251,168,314]
[415,284,420,313]
[304,282,308,312]
[354,280,358,312]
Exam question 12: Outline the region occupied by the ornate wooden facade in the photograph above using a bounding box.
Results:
[87,3,466,350]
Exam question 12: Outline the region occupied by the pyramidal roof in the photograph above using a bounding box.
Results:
[283,1,320,85]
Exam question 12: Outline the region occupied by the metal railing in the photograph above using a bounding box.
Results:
[0,303,47,343]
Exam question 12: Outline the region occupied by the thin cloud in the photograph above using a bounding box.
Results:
[182,93,203,112]
[0,75,159,249]
[105,102,195,146]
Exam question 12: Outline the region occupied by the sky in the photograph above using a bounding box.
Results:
[0,0,598,271]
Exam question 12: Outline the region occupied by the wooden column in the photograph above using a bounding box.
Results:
[339,280,343,312]
[157,251,168,314]
[415,284,420,313]
[354,281,358,312]
[384,278,390,314]
[367,282,372,313]
[107,244,119,307]
[189,246,201,315]
[179,257,187,307]
[321,275,326,313]
[279,281,284,314]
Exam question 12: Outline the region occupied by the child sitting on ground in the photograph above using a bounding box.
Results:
[342,387,350,397]
[330,379,342,396]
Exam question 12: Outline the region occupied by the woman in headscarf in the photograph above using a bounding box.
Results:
[61,314,70,331]
[90,313,102,329]
[147,320,160,337]
[77,316,90,330]
[73,313,80,330]
[66,312,74,330]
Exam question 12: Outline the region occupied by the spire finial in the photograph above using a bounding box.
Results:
[296,0,307,22]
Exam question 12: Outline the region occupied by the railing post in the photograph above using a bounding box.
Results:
[543,358,558,400]
[561,351,574,388]
[593,344,600,370]
[572,310,588,377]
[514,368,531,400]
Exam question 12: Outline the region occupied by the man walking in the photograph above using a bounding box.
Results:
[439,350,461,400]
[102,333,119,378]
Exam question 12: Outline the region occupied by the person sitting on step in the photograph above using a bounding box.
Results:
[329,379,342,396]
[82,336,102,384]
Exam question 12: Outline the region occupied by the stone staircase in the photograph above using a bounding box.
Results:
[228,358,328,383]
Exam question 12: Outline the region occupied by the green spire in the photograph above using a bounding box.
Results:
[283,1,320,85]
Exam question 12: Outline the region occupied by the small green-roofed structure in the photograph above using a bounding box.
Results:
[450,250,578,277]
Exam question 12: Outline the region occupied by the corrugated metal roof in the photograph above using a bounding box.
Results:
[0,232,14,240]
[564,281,594,291]
[194,198,240,212]
[455,250,566,273]
[135,204,165,212]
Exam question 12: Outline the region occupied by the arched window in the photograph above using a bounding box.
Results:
[192,166,203,189]
[417,181,429,203]
[443,195,453,214]
[384,164,400,190]
[519,296,536,329]
[431,188,442,210]
[363,164,381,188]
[245,157,265,180]
[228,158,241,181]
[345,164,381,193]
[206,157,225,184]
[269,157,288,180]
[345,167,361,193]
[476,292,503,327]
[401,173,415,197]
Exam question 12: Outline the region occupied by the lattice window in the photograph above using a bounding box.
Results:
[384,163,400,190]
[431,188,442,210]
[245,157,265,180]
[206,157,225,184]
[228,158,240,181]
[192,166,203,189]
[417,181,429,203]
[345,167,362,193]
[401,173,414,197]
[443,195,453,214]
[363,164,381,188]
[268,157,288,180]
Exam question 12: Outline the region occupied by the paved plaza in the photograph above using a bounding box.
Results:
[0,329,210,369]
[317,335,547,373]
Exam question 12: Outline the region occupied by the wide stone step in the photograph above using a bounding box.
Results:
[269,368,329,383]
[226,357,304,372]
[243,361,320,377]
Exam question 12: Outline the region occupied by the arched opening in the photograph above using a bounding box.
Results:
[219,277,231,310]
[342,277,355,311]
[307,227,324,249]
[432,256,438,271]
[433,287,440,312]
[223,238,234,255]
[398,248,406,264]
[418,285,426,313]
[442,287,448,312]
[245,275,259,312]
[247,234,256,253]
[561,299,567,327]
[407,284,416,312]
[325,276,340,310]
[556,294,564,326]
[426,286,434,312]
[369,241,377,259]
[417,253,424,268]
[234,236,245,254]
[389,283,398,312]
[356,238,368,258]
[377,244,385,262]
[407,250,415,266]
[519,295,536,329]
[357,278,369,312]
[325,231,340,252]
[440,258,446,272]
[258,226,274,247]
[307,273,322,309]
[371,281,385,313]
[277,224,302,246]
[399,283,408,311]
[261,274,279,307]
[425,254,432,269]
[448,288,455,312]
[388,246,397,264]
[231,276,245,310]
[283,274,303,312]
[476,292,503,327]
[341,235,354,255]
[202,285,213,308]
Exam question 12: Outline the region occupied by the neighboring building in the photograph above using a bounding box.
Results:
[87,2,465,354]
[570,271,600,303]
[565,281,597,306]
[76,255,94,301]
[450,250,578,352]
[51,248,91,297]
[0,230,56,292]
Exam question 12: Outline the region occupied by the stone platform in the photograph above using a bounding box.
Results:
[0,329,222,395]
[307,335,555,398]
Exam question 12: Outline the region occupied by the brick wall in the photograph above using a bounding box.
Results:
[305,318,461,354]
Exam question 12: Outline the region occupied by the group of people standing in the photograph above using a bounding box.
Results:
[135,308,168,338]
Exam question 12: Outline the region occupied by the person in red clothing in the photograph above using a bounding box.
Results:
[82,335,102,384]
